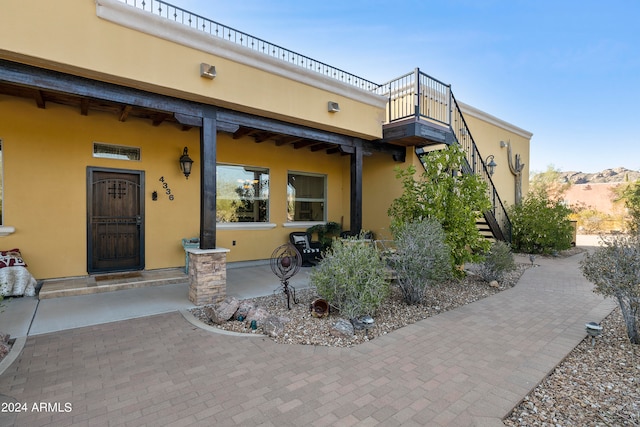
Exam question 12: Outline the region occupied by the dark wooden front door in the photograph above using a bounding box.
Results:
[87,168,144,273]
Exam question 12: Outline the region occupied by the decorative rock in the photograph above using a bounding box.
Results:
[246,306,270,324]
[489,280,500,288]
[234,300,254,320]
[262,315,291,338]
[204,296,240,324]
[330,319,354,338]
[0,341,8,360]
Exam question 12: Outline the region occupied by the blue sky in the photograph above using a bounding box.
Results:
[170,0,639,174]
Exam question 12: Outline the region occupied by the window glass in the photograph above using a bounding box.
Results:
[93,142,140,161]
[287,172,326,221]
[217,164,269,222]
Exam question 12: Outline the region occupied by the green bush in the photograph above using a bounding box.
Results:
[477,240,516,283]
[307,221,342,251]
[387,144,492,274]
[310,234,389,319]
[389,220,452,304]
[580,234,640,344]
[508,189,573,254]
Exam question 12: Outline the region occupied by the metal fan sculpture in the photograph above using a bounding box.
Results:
[270,243,302,309]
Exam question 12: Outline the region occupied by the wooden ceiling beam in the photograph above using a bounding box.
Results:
[80,98,90,116]
[152,113,168,127]
[275,136,304,146]
[310,143,331,152]
[253,132,276,143]
[119,105,132,122]
[33,90,45,109]
[293,140,315,149]
[232,126,253,139]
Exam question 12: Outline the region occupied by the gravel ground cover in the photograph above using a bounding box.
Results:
[503,306,639,426]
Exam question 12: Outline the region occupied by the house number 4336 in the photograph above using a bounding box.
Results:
[159,176,175,201]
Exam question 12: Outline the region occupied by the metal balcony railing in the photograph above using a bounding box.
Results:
[117,0,380,91]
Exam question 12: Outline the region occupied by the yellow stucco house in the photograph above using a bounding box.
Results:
[0,0,531,302]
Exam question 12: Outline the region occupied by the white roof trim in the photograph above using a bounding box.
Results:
[458,101,533,139]
[96,0,386,109]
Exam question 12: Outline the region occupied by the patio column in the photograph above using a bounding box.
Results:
[200,106,217,249]
[186,247,230,305]
[350,142,363,232]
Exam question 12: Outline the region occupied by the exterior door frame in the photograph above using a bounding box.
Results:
[87,167,145,274]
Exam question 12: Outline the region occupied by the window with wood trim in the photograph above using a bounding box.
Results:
[217,164,269,223]
[287,172,326,222]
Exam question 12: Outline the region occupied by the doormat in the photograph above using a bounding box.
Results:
[94,272,143,282]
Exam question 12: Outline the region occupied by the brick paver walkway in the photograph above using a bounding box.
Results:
[0,253,616,426]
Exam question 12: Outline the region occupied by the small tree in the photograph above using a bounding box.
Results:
[580,234,640,344]
[388,144,492,273]
[529,165,571,202]
[613,180,640,232]
[310,235,389,319]
[389,220,452,305]
[509,188,573,254]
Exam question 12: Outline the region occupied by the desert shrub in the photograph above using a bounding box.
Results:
[477,240,516,283]
[580,234,640,344]
[509,189,573,254]
[389,219,452,305]
[310,234,389,319]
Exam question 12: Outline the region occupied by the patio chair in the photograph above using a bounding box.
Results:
[289,232,322,266]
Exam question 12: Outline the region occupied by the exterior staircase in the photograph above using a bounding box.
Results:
[377,68,512,242]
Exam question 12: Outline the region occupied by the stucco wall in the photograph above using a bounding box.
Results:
[0,96,200,279]
[0,0,385,141]
[461,104,532,207]
[0,93,388,277]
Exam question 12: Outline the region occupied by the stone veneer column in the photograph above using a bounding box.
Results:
[186,247,230,305]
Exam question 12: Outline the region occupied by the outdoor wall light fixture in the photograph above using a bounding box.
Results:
[327,101,340,113]
[179,147,194,179]
[200,63,216,79]
[485,155,497,176]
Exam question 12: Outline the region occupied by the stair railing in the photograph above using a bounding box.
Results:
[380,69,511,242]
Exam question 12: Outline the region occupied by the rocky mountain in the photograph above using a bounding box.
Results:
[558,167,640,184]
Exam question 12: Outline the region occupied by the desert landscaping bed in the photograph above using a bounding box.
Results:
[190,263,529,347]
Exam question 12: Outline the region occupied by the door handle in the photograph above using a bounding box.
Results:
[136,215,142,226]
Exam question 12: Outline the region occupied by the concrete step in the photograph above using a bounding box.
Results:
[38,268,188,299]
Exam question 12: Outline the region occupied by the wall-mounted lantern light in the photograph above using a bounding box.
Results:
[179,147,194,179]
[485,155,497,176]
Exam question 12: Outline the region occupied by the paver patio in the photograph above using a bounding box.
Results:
[0,252,616,426]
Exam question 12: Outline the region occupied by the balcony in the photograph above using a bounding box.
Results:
[375,69,459,147]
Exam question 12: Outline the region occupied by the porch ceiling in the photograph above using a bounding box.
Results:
[0,59,405,160]
[0,80,360,156]
[0,80,185,129]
